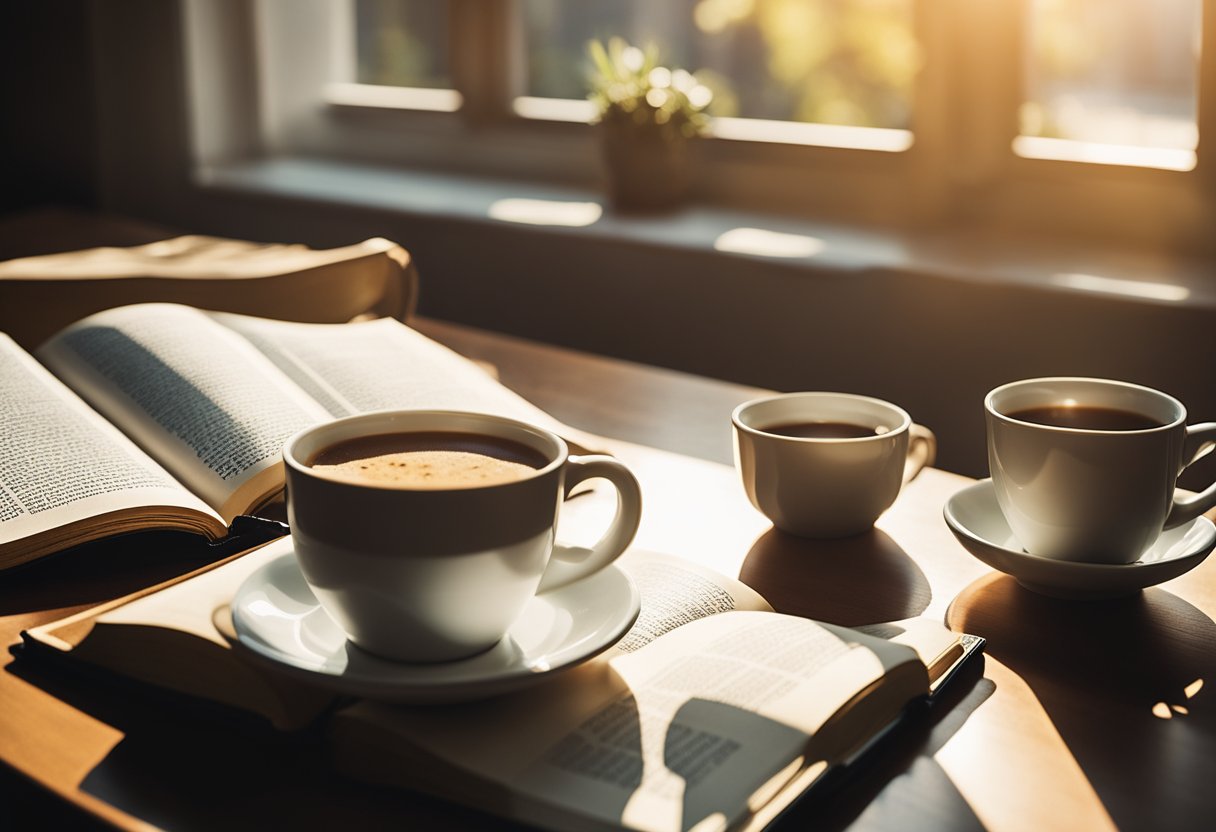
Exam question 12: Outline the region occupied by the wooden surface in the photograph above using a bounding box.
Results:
[412,318,773,467]
[3,318,1216,831]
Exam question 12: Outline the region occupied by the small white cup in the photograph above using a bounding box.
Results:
[732,393,936,538]
[283,410,643,662]
[986,377,1216,564]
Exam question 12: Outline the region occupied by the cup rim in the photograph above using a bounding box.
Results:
[985,376,1185,434]
[283,409,567,491]
[731,391,912,443]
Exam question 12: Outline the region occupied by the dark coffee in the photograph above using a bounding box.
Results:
[309,431,550,488]
[762,421,883,439]
[1007,405,1164,431]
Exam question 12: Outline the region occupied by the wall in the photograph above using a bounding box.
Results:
[0,0,100,214]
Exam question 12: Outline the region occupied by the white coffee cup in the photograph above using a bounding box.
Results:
[732,393,936,538]
[283,410,643,662]
[986,377,1216,564]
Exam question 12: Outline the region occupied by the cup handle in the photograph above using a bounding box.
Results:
[538,455,643,593]
[902,423,937,484]
[1165,422,1216,528]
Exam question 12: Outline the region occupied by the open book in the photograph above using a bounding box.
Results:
[23,537,982,831]
[0,303,567,570]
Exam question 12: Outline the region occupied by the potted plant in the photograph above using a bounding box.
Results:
[587,38,713,212]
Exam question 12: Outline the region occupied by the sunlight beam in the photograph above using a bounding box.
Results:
[1050,273,1190,303]
[488,198,603,228]
[714,227,825,259]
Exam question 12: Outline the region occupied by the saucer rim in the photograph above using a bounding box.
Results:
[943,478,1216,598]
[229,552,641,703]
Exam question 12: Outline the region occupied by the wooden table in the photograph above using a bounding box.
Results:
[3,318,1215,831]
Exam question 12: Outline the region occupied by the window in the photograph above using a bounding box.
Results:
[222,1,1214,247]
[355,0,449,89]
[520,1,916,127]
[1018,0,1201,170]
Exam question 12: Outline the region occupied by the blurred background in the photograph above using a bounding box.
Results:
[2,0,1214,478]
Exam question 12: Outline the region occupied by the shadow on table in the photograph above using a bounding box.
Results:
[0,517,283,616]
[947,574,1216,830]
[740,527,933,626]
[0,532,224,615]
[6,650,530,831]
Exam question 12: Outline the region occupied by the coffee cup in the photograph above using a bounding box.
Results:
[986,377,1216,564]
[283,410,643,662]
[732,393,936,538]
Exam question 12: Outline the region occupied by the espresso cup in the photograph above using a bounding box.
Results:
[283,410,643,662]
[986,377,1216,564]
[732,393,937,538]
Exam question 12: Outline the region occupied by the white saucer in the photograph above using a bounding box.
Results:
[944,479,1216,600]
[229,552,640,703]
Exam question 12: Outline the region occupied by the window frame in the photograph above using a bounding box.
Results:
[195,0,1215,250]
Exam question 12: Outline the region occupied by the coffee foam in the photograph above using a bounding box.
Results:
[312,449,536,489]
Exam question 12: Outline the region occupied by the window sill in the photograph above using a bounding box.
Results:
[200,156,1216,311]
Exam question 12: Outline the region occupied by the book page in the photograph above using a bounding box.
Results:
[613,550,773,654]
[0,333,222,556]
[35,304,332,519]
[516,613,921,832]
[342,611,923,832]
[209,312,566,431]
